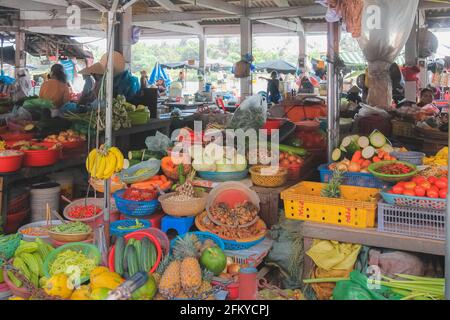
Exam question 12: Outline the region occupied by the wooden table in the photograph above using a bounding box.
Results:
[163,102,213,110]
[111,119,172,155]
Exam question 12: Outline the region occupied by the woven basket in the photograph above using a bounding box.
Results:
[89,178,126,194]
[158,191,208,217]
[249,165,288,187]
[391,120,415,138]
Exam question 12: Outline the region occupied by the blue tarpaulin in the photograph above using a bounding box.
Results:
[149,63,171,86]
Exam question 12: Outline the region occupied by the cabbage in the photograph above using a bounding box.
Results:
[193,162,217,172]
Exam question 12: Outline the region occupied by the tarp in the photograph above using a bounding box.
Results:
[160,61,198,70]
[256,60,297,74]
[340,51,406,66]
[149,62,171,86]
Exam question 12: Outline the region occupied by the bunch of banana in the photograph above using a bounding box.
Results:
[86,146,124,180]
[9,239,54,289]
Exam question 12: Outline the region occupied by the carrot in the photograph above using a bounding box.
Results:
[160,181,172,190]
[373,156,381,163]
[351,151,362,162]
[160,175,168,183]
[362,160,371,168]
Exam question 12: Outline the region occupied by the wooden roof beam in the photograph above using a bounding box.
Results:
[153,0,183,12]
[179,0,242,15]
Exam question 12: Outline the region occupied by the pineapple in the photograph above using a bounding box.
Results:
[154,254,171,286]
[195,280,213,297]
[175,290,189,300]
[158,260,182,299]
[181,257,202,295]
[173,234,201,259]
[321,169,344,198]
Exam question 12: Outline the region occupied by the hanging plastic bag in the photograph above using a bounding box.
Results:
[145,131,172,153]
[357,0,419,108]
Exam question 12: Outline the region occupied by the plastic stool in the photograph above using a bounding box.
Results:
[161,215,195,237]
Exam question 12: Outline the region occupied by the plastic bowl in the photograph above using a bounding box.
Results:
[0,132,34,142]
[108,230,162,276]
[0,151,24,173]
[390,151,426,166]
[368,161,418,182]
[18,220,62,242]
[43,243,101,284]
[47,224,93,243]
[48,236,93,248]
[63,198,107,229]
[22,144,60,167]
[197,170,249,182]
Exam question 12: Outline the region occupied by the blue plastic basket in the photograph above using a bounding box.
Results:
[380,189,447,211]
[113,190,160,217]
[221,236,265,251]
[0,233,22,264]
[197,170,249,182]
[318,164,388,189]
[170,231,226,251]
[110,219,152,237]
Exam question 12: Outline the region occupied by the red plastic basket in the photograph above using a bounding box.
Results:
[22,144,60,167]
[0,132,34,142]
[262,119,282,134]
[108,230,162,275]
[0,151,24,173]
[5,209,29,234]
[3,263,32,299]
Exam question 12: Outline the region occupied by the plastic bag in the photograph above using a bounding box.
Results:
[306,240,361,271]
[332,271,400,300]
[357,103,390,117]
[145,131,172,153]
[357,0,419,108]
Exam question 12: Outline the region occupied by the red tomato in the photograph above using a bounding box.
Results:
[403,182,416,190]
[429,185,440,193]
[438,177,448,183]
[387,190,394,194]
[439,189,447,199]
[428,176,438,184]
[414,186,426,197]
[435,179,448,190]
[413,176,426,185]
[403,189,416,196]
[419,181,432,190]
[392,185,404,194]
[427,189,439,198]
[396,182,406,188]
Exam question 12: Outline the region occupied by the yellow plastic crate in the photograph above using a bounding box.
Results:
[280,181,380,228]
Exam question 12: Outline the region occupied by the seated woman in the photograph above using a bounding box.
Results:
[39,64,71,109]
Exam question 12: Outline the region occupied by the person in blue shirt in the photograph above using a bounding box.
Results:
[260,71,281,104]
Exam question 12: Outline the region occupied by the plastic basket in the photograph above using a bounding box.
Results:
[118,159,161,184]
[170,231,226,252]
[108,230,162,275]
[377,201,445,240]
[110,219,151,237]
[389,152,425,166]
[221,236,265,251]
[380,189,447,210]
[0,234,22,263]
[145,228,170,255]
[197,170,249,182]
[113,189,160,217]
[224,237,273,266]
[43,243,101,284]
[318,164,388,189]
[281,181,380,228]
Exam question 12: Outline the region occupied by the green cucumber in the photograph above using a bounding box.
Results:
[7,271,22,288]
[114,237,125,276]
[126,246,139,277]
[133,240,142,272]
[141,237,152,272]
[122,239,135,275]
[278,144,307,157]
[148,241,157,269]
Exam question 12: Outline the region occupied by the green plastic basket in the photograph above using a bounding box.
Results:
[368,161,418,183]
[0,233,22,264]
[43,243,101,284]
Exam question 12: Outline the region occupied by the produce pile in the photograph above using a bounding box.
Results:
[121,188,157,202]
[131,175,172,191]
[7,238,54,289]
[10,141,58,151]
[154,233,227,300]
[424,147,448,166]
[49,249,97,279]
[86,145,124,180]
[330,132,396,173]
[387,176,448,199]
[372,162,414,175]
[19,226,49,237]
[113,236,158,278]
[209,202,258,227]
[49,222,91,234]
[43,130,86,144]
[67,205,102,220]
[190,144,247,173]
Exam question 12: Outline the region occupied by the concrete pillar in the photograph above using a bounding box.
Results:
[199,33,206,92]
[14,30,26,79]
[327,22,340,162]
[405,14,418,67]
[116,7,132,70]
[240,16,252,100]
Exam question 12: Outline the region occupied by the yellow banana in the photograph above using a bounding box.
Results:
[95,155,107,179]
[86,149,97,173]
[103,151,117,179]
[91,151,101,178]
[109,147,124,172]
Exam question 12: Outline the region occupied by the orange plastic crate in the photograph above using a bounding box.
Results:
[281,181,380,228]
